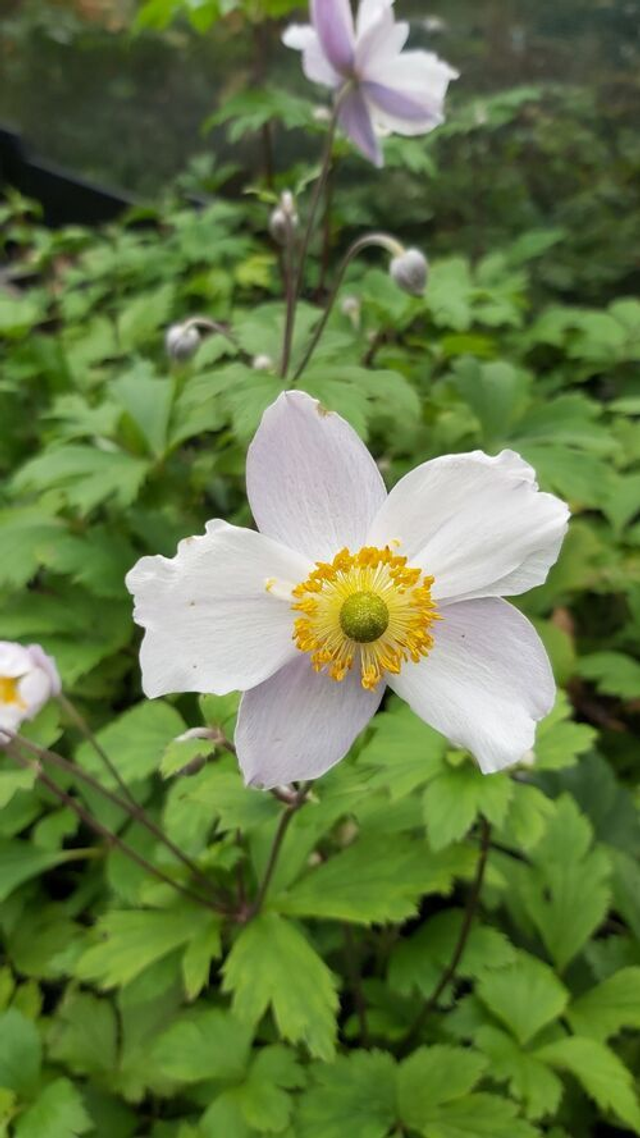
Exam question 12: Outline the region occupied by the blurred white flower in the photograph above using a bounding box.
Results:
[128,391,569,790]
[283,0,458,166]
[0,642,61,739]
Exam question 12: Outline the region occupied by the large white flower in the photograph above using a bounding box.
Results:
[127,392,569,790]
[0,641,61,740]
[283,0,458,166]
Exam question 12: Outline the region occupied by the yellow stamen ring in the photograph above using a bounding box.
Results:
[291,545,439,690]
[0,675,26,709]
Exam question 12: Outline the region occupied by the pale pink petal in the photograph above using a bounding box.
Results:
[338,86,383,166]
[311,0,355,74]
[366,451,569,602]
[26,644,61,696]
[390,598,555,773]
[282,23,342,88]
[235,655,383,788]
[18,668,51,714]
[365,50,458,136]
[246,391,387,561]
[126,521,313,698]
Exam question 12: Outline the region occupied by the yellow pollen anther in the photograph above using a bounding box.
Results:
[291,545,439,690]
[0,675,26,708]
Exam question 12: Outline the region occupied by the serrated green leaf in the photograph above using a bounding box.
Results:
[297,1050,396,1138]
[423,762,513,851]
[14,1078,92,1138]
[476,952,568,1045]
[567,968,640,1041]
[535,1036,640,1134]
[152,1007,252,1083]
[222,912,338,1060]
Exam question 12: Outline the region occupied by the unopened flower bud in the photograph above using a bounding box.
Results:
[340,294,361,329]
[253,354,275,372]
[313,106,332,123]
[269,191,299,245]
[165,323,201,362]
[389,247,429,297]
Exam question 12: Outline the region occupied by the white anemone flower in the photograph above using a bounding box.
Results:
[126,391,569,790]
[283,0,459,166]
[0,641,61,740]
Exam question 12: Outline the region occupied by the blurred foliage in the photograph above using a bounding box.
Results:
[1,4,640,1137]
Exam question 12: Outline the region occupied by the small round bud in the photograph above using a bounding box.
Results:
[165,323,201,362]
[252,354,275,372]
[312,106,332,123]
[389,248,429,297]
[269,192,298,245]
[340,294,362,329]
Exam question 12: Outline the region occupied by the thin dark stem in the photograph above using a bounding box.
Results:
[318,161,335,295]
[10,732,228,906]
[280,108,340,378]
[342,923,370,1048]
[249,784,309,918]
[6,742,228,915]
[292,233,397,382]
[58,693,138,809]
[398,818,492,1054]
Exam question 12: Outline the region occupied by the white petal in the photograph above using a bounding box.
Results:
[246,390,387,562]
[0,641,33,678]
[311,0,355,74]
[26,644,61,695]
[364,49,458,136]
[389,598,555,773]
[366,450,569,602]
[18,668,51,716]
[126,521,313,698]
[282,23,341,88]
[236,654,383,788]
[355,6,408,75]
[356,0,395,38]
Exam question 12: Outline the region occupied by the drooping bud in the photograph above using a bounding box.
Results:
[165,322,201,362]
[389,247,429,297]
[252,354,275,372]
[269,190,299,245]
[340,294,362,329]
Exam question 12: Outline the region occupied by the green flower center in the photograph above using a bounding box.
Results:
[339,591,389,643]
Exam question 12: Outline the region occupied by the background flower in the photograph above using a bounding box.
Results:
[283,0,458,165]
[0,641,61,738]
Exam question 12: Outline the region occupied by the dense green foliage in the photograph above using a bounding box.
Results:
[1,6,640,1136]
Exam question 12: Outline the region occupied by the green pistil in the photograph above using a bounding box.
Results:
[340,591,389,643]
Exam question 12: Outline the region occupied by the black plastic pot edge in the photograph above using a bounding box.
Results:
[0,125,135,227]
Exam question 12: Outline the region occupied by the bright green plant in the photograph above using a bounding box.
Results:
[0,2,640,1135]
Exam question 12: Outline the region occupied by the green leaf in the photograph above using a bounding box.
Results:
[75,906,214,989]
[519,795,610,971]
[535,1036,640,1134]
[423,762,513,851]
[48,991,118,1077]
[389,911,515,998]
[12,445,148,514]
[576,651,640,700]
[0,1009,41,1097]
[0,769,35,809]
[76,700,186,786]
[0,841,79,903]
[181,917,223,1000]
[152,1008,252,1083]
[297,1050,396,1138]
[476,952,569,1045]
[116,283,175,351]
[222,912,338,1060]
[567,968,640,1041]
[360,702,447,800]
[276,836,464,924]
[113,364,175,458]
[397,1046,487,1132]
[475,1026,563,1120]
[413,1092,540,1138]
[14,1078,92,1138]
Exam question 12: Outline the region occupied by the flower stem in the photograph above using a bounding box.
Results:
[6,740,229,915]
[398,817,492,1054]
[9,731,229,907]
[342,923,370,1047]
[291,232,403,382]
[280,109,340,378]
[248,784,309,918]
